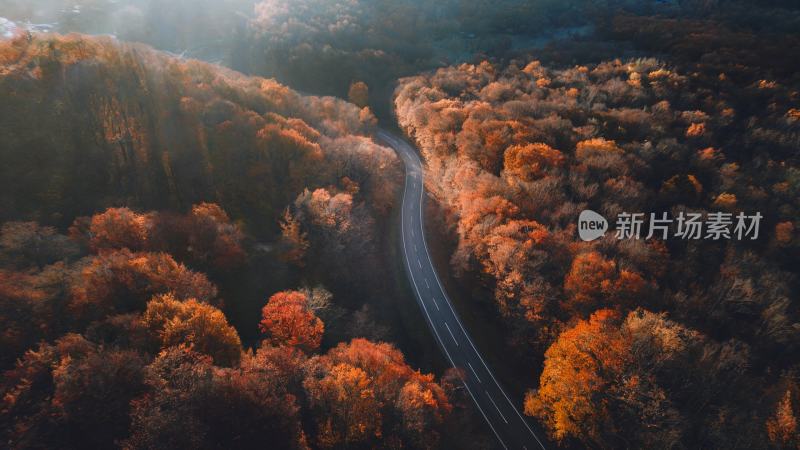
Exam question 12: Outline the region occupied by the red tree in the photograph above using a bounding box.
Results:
[260,290,324,352]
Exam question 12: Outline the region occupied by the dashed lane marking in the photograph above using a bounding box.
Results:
[388,128,518,450]
[468,362,482,383]
[444,322,459,346]
[400,205,506,450]
[487,391,509,424]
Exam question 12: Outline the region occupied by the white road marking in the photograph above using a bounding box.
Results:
[487,391,509,424]
[417,258,422,269]
[414,244,417,252]
[387,129,541,450]
[424,279,430,288]
[400,214,506,450]
[431,297,440,311]
[468,362,482,383]
[444,322,459,346]
[463,380,508,450]
[419,211,547,448]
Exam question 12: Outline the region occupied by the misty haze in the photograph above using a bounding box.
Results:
[1,1,799,449]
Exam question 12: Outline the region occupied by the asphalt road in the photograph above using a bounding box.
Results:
[377,129,547,450]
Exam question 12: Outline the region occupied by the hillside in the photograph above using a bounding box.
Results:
[395,22,800,448]
[2,2,800,448]
[0,33,397,235]
[0,33,495,450]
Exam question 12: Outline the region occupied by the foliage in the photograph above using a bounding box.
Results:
[69,249,217,320]
[143,293,242,367]
[259,290,324,353]
[0,34,397,238]
[304,338,451,448]
[395,21,800,446]
[0,217,452,449]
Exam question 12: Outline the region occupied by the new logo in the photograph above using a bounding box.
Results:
[578,210,608,241]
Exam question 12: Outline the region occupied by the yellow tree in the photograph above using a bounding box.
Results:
[143,293,242,367]
[305,363,382,448]
[767,390,799,447]
[524,309,626,443]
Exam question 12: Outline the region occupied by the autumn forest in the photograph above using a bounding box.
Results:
[1,1,799,449]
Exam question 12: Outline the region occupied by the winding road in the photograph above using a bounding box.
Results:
[377,129,547,450]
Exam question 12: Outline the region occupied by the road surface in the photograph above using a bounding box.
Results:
[377,129,547,450]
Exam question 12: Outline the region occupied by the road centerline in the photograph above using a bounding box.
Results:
[468,362,482,383]
[379,128,547,450]
[486,391,509,424]
[444,322,459,346]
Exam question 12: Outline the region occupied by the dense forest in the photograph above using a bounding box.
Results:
[0,207,453,448]
[0,0,597,117]
[0,34,497,449]
[395,3,800,448]
[2,0,800,448]
[0,33,397,230]
[0,30,430,353]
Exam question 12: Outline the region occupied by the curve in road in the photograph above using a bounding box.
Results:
[377,129,547,450]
